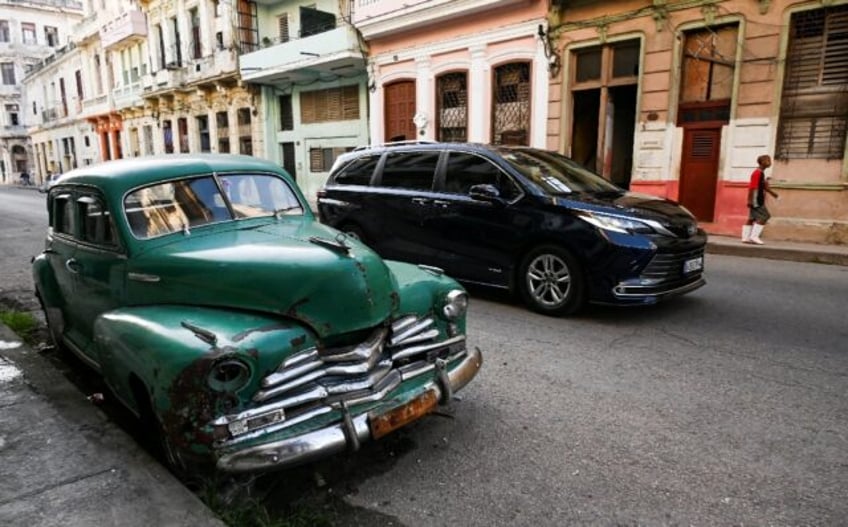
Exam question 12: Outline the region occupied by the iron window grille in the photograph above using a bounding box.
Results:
[776,5,848,160]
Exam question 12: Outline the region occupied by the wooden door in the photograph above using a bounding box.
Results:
[384,81,416,142]
[679,126,720,221]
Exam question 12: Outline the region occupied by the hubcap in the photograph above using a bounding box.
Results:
[526,253,571,308]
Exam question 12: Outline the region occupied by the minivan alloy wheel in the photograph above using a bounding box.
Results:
[518,245,586,316]
[527,254,571,307]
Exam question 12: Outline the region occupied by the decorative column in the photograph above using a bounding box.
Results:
[415,57,432,139]
[532,34,550,149]
[468,45,487,143]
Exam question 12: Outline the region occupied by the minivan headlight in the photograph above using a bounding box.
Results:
[576,211,654,235]
[442,290,469,320]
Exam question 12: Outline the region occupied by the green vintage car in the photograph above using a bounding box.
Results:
[32,154,482,473]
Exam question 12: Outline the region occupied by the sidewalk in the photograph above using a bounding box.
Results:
[0,325,225,527]
[705,234,848,267]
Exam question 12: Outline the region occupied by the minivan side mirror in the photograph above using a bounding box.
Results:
[468,184,503,204]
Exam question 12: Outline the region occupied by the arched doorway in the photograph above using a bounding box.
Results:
[384,81,416,142]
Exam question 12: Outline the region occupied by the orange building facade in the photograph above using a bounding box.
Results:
[546,0,848,244]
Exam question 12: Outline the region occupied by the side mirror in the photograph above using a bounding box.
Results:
[468,184,503,204]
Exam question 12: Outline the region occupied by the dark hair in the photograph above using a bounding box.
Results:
[757,154,771,166]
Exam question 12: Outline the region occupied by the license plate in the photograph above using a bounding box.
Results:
[683,256,703,274]
[369,390,438,440]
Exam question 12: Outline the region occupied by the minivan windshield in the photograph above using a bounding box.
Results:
[497,148,622,195]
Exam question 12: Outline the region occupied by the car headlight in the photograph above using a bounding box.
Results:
[442,290,468,320]
[207,358,252,392]
[576,211,654,235]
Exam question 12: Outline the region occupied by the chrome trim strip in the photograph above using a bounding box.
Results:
[393,328,439,346]
[612,277,706,298]
[389,317,435,346]
[324,361,392,394]
[127,272,161,283]
[390,315,418,334]
[253,368,327,402]
[283,347,319,369]
[391,335,466,362]
[336,370,402,407]
[261,359,323,388]
[217,406,334,448]
[321,328,386,363]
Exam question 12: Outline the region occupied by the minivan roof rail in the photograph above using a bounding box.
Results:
[353,140,438,151]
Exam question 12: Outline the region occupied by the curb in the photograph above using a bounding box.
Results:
[705,238,848,267]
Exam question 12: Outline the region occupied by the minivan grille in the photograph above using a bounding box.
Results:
[640,247,704,280]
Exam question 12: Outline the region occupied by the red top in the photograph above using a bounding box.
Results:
[748,168,764,189]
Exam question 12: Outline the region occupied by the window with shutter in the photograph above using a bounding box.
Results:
[278,14,289,43]
[300,86,359,124]
[279,95,293,130]
[777,5,848,160]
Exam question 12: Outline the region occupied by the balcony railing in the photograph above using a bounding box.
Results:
[100,10,147,50]
[72,13,99,42]
[239,24,362,83]
[113,82,142,109]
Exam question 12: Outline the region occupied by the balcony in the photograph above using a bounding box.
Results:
[113,82,143,109]
[352,0,526,39]
[140,67,187,97]
[100,10,148,50]
[239,25,364,85]
[81,93,112,118]
[184,48,237,86]
[72,13,99,42]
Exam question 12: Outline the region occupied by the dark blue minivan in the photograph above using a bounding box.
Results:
[318,142,706,315]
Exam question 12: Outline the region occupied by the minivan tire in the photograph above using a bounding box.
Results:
[518,245,586,316]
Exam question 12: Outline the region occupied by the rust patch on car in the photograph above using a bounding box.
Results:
[290,334,307,347]
[163,346,246,451]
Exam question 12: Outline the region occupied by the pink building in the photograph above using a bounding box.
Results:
[547,0,848,244]
[353,0,551,147]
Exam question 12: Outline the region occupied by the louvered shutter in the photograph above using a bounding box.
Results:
[777,5,848,160]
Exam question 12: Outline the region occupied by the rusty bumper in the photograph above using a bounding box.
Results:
[215,346,482,473]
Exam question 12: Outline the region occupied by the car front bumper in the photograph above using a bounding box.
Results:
[215,345,482,473]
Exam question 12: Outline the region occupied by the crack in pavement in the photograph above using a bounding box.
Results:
[0,467,117,506]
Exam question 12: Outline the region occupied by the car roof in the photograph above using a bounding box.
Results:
[55,154,286,195]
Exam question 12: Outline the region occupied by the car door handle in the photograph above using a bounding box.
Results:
[432,199,451,208]
[411,197,431,206]
[65,258,81,274]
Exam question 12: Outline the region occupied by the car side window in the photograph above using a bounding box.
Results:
[444,152,520,200]
[53,193,74,236]
[78,195,117,247]
[334,155,380,186]
[379,152,439,191]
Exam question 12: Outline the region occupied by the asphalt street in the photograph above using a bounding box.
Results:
[1,187,846,525]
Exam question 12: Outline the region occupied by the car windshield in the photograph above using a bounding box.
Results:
[124,173,303,239]
[497,148,621,195]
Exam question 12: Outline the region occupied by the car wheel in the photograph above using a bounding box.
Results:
[36,291,67,353]
[518,245,586,316]
[131,379,192,482]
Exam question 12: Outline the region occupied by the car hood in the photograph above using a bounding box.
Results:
[127,220,397,338]
[560,191,699,237]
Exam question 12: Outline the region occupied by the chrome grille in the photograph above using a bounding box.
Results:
[248,315,461,418]
[640,247,704,280]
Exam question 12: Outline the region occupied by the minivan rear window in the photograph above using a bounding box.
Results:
[380,152,439,190]
[334,155,379,186]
